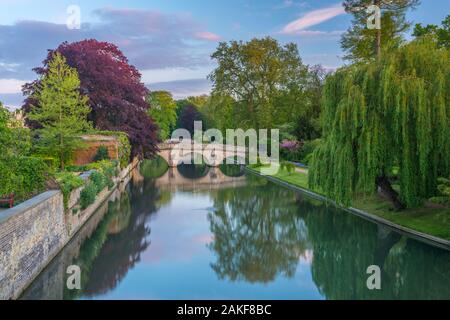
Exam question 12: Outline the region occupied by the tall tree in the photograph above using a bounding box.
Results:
[209,37,309,130]
[27,52,91,169]
[23,39,158,158]
[146,91,177,140]
[342,0,419,61]
[309,38,449,210]
[413,14,450,48]
[0,102,11,159]
[187,95,209,109]
[176,104,204,135]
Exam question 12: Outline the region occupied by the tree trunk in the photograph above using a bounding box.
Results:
[374,0,381,60]
[376,175,405,211]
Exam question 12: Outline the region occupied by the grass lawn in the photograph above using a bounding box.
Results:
[248,165,450,241]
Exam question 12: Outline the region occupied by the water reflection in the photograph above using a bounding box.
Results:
[22,160,450,300]
[208,176,308,283]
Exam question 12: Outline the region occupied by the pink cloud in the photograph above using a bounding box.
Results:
[284,30,344,37]
[195,31,221,41]
[281,3,345,34]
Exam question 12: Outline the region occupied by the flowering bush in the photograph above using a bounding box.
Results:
[280,139,300,151]
[280,140,302,161]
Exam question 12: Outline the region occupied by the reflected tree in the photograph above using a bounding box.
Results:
[208,182,309,283]
[140,156,168,179]
[177,163,209,180]
[219,164,245,177]
[297,196,450,299]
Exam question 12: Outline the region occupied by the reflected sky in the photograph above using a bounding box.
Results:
[23,161,450,300]
[88,191,323,300]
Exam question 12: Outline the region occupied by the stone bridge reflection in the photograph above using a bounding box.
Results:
[153,165,247,191]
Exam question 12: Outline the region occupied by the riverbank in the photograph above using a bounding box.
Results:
[0,158,139,299]
[246,165,450,250]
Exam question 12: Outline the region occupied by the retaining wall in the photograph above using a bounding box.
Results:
[0,159,139,299]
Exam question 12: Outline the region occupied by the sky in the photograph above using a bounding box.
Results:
[0,0,448,108]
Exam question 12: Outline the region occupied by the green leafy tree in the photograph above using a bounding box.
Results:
[209,37,309,130]
[0,103,12,159]
[0,103,31,159]
[28,52,91,169]
[146,91,177,140]
[413,14,450,48]
[342,0,419,61]
[199,94,236,134]
[187,95,209,109]
[309,38,449,210]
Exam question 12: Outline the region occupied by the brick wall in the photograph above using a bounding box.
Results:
[73,135,119,166]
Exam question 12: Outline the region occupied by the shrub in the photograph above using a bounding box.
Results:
[15,157,48,196]
[55,172,84,209]
[93,131,131,168]
[0,160,19,198]
[65,164,88,172]
[90,171,107,193]
[94,145,110,161]
[299,139,321,164]
[429,177,450,206]
[80,182,97,210]
[280,140,302,162]
[0,156,48,203]
[280,161,296,174]
[88,160,118,188]
[40,157,58,170]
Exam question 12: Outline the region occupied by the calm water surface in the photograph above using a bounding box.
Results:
[23,160,450,300]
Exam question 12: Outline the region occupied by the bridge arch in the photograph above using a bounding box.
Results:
[157,141,247,167]
[219,163,245,177]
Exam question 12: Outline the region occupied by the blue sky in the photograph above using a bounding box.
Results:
[0,0,449,107]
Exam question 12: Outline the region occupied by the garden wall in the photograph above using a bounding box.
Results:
[0,158,139,299]
[72,135,119,166]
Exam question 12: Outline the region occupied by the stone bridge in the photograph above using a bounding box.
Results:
[157,140,247,167]
[153,166,247,191]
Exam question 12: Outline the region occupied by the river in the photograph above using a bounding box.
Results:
[22,159,450,300]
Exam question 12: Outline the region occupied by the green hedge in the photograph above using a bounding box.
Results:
[78,160,119,210]
[55,172,84,209]
[0,156,48,202]
[80,182,97,210]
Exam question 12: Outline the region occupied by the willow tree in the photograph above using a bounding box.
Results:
[309,38,449,210]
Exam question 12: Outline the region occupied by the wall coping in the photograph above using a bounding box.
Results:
[0,190,61,225]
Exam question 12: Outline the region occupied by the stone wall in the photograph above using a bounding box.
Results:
[0,191,67,300]
[0,159,139,299]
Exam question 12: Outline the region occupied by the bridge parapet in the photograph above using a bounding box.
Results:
[157,140,247,167]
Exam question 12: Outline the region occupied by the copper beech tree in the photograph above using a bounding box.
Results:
[23,39,159,159]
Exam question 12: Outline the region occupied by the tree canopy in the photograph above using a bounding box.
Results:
[27,52,91,169]
[176,103,204,135]
[146,91,177,140]
[413,14,450,48]
[208,37,310,130]
[341,0,419,61]
[309,38,449,209]
[23,39,158,158]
